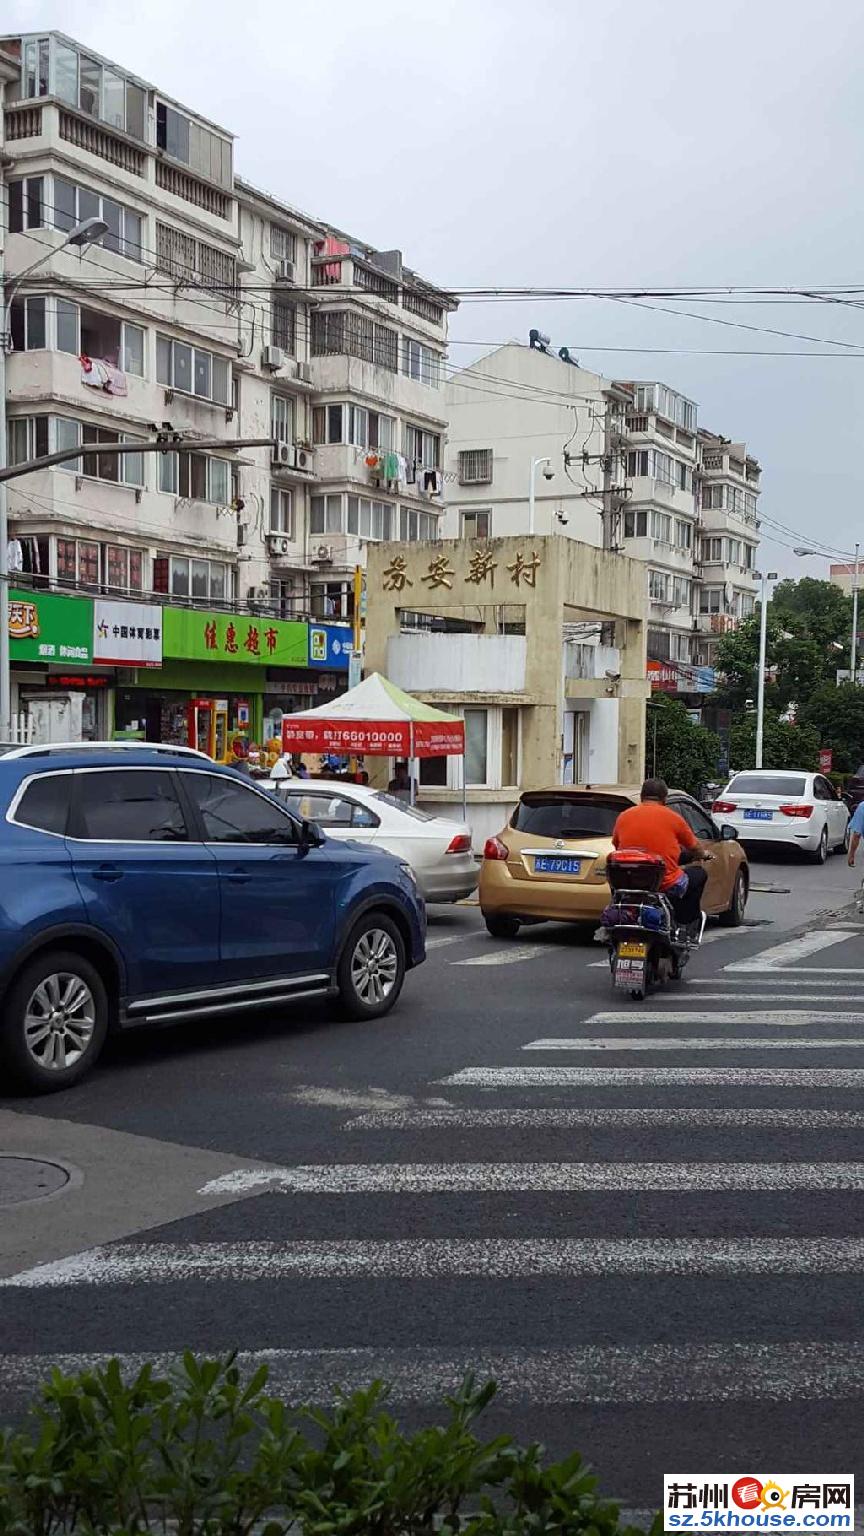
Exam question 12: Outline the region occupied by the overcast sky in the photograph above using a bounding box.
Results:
[7,0,864,575]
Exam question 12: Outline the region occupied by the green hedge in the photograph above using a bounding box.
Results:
[0,1354,659,1534]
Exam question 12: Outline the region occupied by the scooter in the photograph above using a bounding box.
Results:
[601,848,707,1000]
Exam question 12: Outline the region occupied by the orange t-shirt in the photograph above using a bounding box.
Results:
[612,801,698,890]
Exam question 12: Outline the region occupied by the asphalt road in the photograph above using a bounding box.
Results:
[2,847,864,1517]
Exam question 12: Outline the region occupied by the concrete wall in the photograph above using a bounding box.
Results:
[387,631,527,694]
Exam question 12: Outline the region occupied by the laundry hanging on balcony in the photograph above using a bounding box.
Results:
[80,354,128,396]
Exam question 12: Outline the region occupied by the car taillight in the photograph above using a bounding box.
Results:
[713,800,737,814]
[779,804,813,818]
[483,836,509,861]
[446,833,472,855]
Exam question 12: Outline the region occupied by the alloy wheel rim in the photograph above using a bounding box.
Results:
[351,929,399,1005]
[24,973,96,1071]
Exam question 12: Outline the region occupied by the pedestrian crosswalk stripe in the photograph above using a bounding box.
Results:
[524,1037,864,1051]
[634,993,864,1002]
[725,930,859,971]
[451,944,549,967]
[688,978,864,989]
[581,1011,864,1026]
[199,1161,864,1196]
[440,1066,864,1088]
[10,1236,864,1288]
[1,1343,862,1403]
[346,1107,864,1130]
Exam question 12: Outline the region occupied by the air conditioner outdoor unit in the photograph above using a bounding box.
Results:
[297,361,312,383]
[313,544,334,563]
[276,259,296,284]
[294,445,314,472]
[272,440,292,468]
[262,344,284,371]
[267,534,291,557]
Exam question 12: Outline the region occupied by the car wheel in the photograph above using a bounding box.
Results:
[810,827,829,865]
[719,869,748,927]
[836,823,851,855]
[338,914,406,1020]
[483,913,521,939]
[0,950,108,1093]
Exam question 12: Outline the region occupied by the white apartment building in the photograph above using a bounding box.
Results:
[305,234,455,620]
[445,346,762,693]
[0,29,456,744]
[694,429,760,663]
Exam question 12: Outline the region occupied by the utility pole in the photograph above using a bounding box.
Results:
[600,386,631,552]
[851,541,860,683]
[755,569,778,770]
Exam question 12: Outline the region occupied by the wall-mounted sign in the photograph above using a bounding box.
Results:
[8,590,93,663]
[308,624,351,670]
[163,608,307,668]
[93,600,163,668]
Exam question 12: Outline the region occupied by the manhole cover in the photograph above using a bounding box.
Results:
[0,1156,70,1206]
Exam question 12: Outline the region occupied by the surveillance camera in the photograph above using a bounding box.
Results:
[604,670,621,682]
[543,465,554,481]
[555,511,569,526]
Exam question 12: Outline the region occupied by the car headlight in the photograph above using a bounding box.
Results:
[399,861,417,885]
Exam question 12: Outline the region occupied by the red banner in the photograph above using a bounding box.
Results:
[819,747,833,774]
[413,719,465,758]
[281,718,411,755]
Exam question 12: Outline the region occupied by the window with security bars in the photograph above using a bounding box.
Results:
[155,222,238,300]
[310,310,398,371]
[458,448,493,485]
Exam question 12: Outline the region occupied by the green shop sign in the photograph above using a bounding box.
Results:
[163,607,307,668]
[8,589,93,663]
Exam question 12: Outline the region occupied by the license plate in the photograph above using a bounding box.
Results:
[534,855,581,875]
[618,941,648,958]
[744,809,773,821]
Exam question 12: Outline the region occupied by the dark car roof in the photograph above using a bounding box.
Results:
[0,748,244,793]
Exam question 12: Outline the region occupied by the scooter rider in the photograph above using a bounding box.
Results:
[612,777,709,929]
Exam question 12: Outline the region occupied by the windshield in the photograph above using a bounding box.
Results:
[512,797,624,839]
[727,774,807,797]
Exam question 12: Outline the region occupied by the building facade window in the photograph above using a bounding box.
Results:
[623,508,648,538]
[269,486,294,536]
[270,226,297,262]
[10,297,144,375]
[271,394,295,445]
[403,423,441,468]
[158,450,230,503]
[168,556,230,602]
[649,569,671,603]
[52,176,143,261]
[651,510,672,544]
[399,506,438,542]
[271,294,296,354]
[464,707,489,786]
[701,537,723,563]
[156,335,230,404]
[156,99,232,187]
[6,175,45,231]
[311,402,395,450]
[310,310,399,371]
[18,35,147,139]
[401,336,441,387]
[155,223,238,297]
[458,448,493,485]
[675,518,692,549]
[461,508,492,539]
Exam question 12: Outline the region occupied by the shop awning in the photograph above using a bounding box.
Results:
[280,671,464,757]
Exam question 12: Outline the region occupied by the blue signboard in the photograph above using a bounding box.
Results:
[308,623,351,670]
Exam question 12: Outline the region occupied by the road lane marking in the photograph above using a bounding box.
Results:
[2,1343,863,1402]
[200,1161,864,1195]
[10,1236,864,1287]
[725,930,859,971]
[452,943,550,967]
[440,1066,864,1087]
[581,1011,864,1026]
[629,993,864,1002]
[346,1107,864,1130]
[524,1036,864,1050]
[687,978,864,988]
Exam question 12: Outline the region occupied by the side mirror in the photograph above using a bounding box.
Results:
[721,823,738,841]
[300,818,325,849]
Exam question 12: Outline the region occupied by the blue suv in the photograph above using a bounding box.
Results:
[0,745,426,1093]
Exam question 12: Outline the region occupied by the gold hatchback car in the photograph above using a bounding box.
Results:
[479,784,749,938]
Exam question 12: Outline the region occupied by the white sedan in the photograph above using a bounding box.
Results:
[713,769,849,862]
[265,779,478,902]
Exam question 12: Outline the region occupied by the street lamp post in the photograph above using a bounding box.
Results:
[0,217,109,742]
[794,542,860,682]
[755,569,778,770]
[528,456,552,537]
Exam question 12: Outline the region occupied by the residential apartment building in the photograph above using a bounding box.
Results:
[444,346,762,703]
[694,429,760,663]
[0,29,455,745]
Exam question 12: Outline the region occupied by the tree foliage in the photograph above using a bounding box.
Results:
[798,683,864,774]
[729,715,820,773]
[646,695,720,796]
